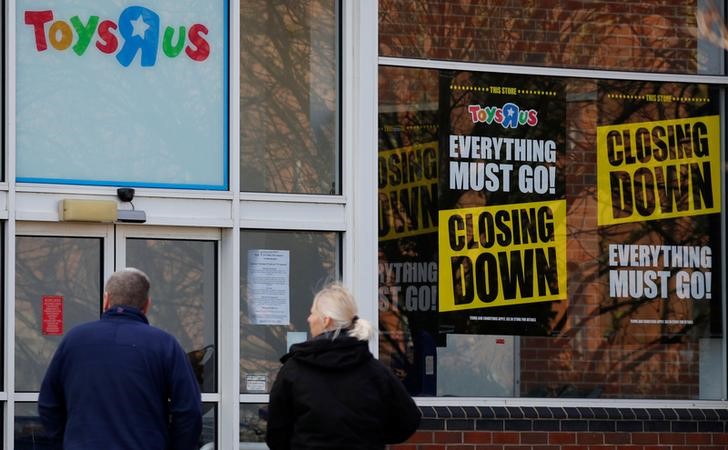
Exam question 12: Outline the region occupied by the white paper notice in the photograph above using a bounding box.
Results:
[247,249,290,325]
[245,374,267,392]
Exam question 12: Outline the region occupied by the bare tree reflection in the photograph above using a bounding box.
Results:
[15,237,102,391]
[240,0,338,193]
[239,231,338,392]
[380,0,704,73]
[126,239,217,393]
[697,0,728,50]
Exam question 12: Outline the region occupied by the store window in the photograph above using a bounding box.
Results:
[240,0,340,194]
[0,224,4,391]
[378,66,724,399]
[15,236,102,392]
[200,404,217,449]
[15,0,228,189]
[240,230,339,396]
[15,403,50,450]
[379,0,725,76]
[1,7,4,181]
[240,403,267,445]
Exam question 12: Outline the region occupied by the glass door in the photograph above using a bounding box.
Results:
[116,225,220,449]
[13,223,220,450]
[14,222,113,450]
[15,223,113,393]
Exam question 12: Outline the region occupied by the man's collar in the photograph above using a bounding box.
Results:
[102,305,149,324]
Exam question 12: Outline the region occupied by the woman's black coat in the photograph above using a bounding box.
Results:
[265,334,421,450]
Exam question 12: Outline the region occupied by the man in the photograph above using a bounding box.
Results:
[38,268,202,450]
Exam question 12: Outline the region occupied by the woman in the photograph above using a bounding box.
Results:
[266,283,421,450]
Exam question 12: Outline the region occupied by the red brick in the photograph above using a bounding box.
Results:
[464,431,491,444]
[577,433,604,444]
[550,432,577,444]
[434,431,462,443]
[472,445,504,450]
[632,433,659,444]
[659,433,686,444]
[713,433,728,444]
[492,432,519,444]
[520,432,548,444]
[685,433,711,444]
[604,433,631,444]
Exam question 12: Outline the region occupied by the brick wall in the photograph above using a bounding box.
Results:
[388,406,728,449]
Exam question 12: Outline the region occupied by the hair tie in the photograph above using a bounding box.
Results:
[351,315,359,325]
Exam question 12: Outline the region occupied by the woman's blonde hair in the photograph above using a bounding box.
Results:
[312,282,373,341]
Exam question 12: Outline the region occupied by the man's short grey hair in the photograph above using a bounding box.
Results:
[105,268,151,310]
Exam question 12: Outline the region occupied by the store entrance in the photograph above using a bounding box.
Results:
[14,222,219,394]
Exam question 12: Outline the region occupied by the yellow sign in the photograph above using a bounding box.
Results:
[596,116,721,225]
[438,200,568,312]
[379,142,439,241]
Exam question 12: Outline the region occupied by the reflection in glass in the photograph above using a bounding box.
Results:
[379,1,725,75]
[199,403,217,450]
[0,223,4,390]
[240,0,340,193]
[378,66,724,399]
[15,403,53,450]
[1,14,4,181]
[126,239,218,393]
[15,236,102,392]
[15,402,216,450]
[240,403,268,445]
[240,230,339,393]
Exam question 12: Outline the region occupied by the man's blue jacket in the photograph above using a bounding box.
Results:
[38,305,202,450]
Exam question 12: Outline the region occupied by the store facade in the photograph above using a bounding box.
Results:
[2,0,728,449]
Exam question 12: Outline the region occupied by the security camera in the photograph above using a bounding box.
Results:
[117,188,135,202]
[117,209,147,223]
[115,187,146,223]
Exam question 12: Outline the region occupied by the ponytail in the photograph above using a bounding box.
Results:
[313,283,374,342]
